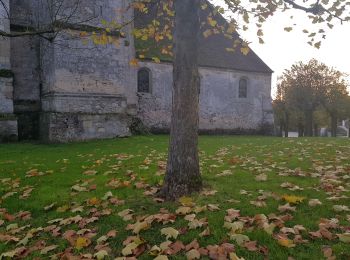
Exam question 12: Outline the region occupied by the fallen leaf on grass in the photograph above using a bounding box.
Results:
[122,237,145,256]
[127,221,150,234]
[118,209,134,221]
[255,173,267,181]
[94,250,109,260]
[277,237,296,248]
[161,227,179,240]
[188,218,208,230]
[278,203,296,212]
[337,233,350,243]
[333,205,350,212]
[75,237,91,250]
[40,245,58,255]
[149,245,161,256]
[207,204,220,211]
[224,221,244,233]
[179,197,194,207]
[263,223,276,235]
[308,199,322,207]
[186,249,201,260]
[229,252,245,260]
[282,195,305,204]
[83,170,97,176]
[176,206,192,215]
[229,234,250,245]
[322,246,335,260]
[199,227,211,237]
[243,241,258,251]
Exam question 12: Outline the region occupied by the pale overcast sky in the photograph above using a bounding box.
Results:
[212,1,350,98]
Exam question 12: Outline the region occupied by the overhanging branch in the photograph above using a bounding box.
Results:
[0,29,55,38]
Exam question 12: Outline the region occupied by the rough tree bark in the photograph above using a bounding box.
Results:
[161,0,202,200]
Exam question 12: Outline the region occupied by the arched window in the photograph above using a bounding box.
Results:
[137,68,151,93]
[239,78,247,98]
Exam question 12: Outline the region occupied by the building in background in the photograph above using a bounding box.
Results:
[0,0,274,142]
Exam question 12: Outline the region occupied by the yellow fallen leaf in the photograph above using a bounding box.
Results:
[282,195,305,204]
[277,238,296,248]
[179,196,194,206]
[75,237,91,250]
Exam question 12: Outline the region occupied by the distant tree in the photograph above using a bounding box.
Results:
[275,59,349,137]
[321,80,349,137]
[274,79,291,137]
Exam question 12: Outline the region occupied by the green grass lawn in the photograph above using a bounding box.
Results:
[0,136,350,259]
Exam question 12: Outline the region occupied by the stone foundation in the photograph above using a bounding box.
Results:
[0,117,18,142]
[16,112,40,140]
[0,76,18,142]
[40,112,131,143]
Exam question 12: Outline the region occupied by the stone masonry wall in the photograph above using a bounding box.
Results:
[0,0,18,142]
[38,1,136,142]
[137,62,274,134]
[10,0,137,142]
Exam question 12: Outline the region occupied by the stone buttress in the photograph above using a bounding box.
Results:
[0,0,18,141]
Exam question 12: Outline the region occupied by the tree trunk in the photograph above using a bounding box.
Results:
[304,110,313,137]
[284,113,289,137]
[331,114,337,137]
[279,122,283,137]
[161,0,202,200]
[298,119,304,137]
[314,124,318,137]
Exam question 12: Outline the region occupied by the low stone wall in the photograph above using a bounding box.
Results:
[40,112,131,143]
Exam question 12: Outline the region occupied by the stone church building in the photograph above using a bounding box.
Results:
[0,0,274,142]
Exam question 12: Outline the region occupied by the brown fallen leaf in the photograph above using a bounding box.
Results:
[243,241,259,251]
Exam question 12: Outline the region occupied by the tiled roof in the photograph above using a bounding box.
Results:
[134,2,273,74]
